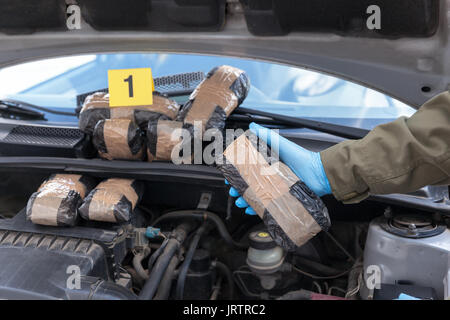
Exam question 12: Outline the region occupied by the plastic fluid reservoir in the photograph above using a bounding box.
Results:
[247,231,285,274]
[361,214,450,300]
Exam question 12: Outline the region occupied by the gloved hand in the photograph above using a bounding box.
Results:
[226,122,332,215]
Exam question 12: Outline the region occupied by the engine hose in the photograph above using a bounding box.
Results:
[175,223,208,300]
[294,257,345,276]
[152,210,248,250]
[212,261,234,300]
[139,222,193,300]
[132,247,151,282]
[276,289,313,300]
[147,238,169,269]
[153,255,179,300]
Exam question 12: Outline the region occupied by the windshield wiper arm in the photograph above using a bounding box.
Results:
[233,107,369,140]
[0,100,46,120]
[0,99,77,117]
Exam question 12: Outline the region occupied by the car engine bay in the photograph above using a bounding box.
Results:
[0,167,448,300]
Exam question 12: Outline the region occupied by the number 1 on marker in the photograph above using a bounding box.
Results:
[123,75,133,98]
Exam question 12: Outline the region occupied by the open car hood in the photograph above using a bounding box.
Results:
[0,0,448,109]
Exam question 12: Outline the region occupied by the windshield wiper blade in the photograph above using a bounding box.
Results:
[0,100,46,120]
[233,107,370,140]
[0,99,77,117]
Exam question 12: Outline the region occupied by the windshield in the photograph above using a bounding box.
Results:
[0,53,416,129]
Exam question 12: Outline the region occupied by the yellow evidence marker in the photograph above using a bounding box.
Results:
[108,68,154,107]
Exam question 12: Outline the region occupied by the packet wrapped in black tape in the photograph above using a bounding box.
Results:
[26,174,95,227]
[217,130,331,251]
[92,118,145,161]
[79,91,180,134]
[177,65,250,133]
[147,119,193,162]
[78,178,143,223]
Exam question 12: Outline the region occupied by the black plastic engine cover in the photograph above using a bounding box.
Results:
[0,209,133,299]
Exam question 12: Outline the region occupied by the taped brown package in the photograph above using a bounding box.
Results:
[177,65,250,133]
[26,174,95,227]
[79,91,180,133]
[93,118,145,161]
[147,119,193,162]
[218,130,330,251]
[78,178,143,223]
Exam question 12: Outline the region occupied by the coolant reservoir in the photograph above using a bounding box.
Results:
[246,231,285,274]
[362,214,450,300]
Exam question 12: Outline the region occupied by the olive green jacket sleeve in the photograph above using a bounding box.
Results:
[320,91,450,204]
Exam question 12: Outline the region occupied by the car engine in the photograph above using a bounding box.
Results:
[0,170,448,300]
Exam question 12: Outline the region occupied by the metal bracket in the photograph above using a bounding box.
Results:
[197,192,213,210]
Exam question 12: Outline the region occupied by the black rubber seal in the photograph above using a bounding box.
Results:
[248,230,277,250]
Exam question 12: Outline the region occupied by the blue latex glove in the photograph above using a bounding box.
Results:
[394,293,421,300]
[225,179,257,215]
[225,122,332,215]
